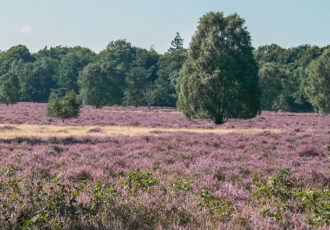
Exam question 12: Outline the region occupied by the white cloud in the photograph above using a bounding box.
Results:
[21,24,33,34]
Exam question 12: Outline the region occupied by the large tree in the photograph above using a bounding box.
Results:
[178,12,260,124]
[305,47,330,114]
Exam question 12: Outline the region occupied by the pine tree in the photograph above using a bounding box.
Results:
[168,32,184,52]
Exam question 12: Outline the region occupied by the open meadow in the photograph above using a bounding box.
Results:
[0,103,329,229]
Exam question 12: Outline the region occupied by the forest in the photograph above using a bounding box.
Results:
[0,33,328,113]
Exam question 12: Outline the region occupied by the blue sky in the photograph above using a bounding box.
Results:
[0,0,329,53]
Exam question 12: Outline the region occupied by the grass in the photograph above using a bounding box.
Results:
[0,124,281,138]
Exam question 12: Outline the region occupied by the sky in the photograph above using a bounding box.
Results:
[0,0,329,54]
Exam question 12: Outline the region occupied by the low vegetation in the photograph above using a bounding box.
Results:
[0,103,329,229]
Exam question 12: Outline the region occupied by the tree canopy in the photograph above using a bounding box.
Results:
[178,12,260,124]
[0,22,328,115]
[78,63,111,108]
[305,47,330,114]
[46,90,80,122]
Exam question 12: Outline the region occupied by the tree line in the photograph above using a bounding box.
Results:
[0,12,329,120]
[0,33,186,108]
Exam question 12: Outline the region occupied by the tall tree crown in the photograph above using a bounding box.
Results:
[305,47,330,114]
[169,32,184,52]
[178,12,260,124]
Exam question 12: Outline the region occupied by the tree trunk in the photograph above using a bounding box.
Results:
[214,115,224,124]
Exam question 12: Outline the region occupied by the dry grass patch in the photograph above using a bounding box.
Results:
[0,124,281,138]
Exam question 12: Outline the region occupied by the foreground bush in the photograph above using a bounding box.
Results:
[0,170,233,229]
[1,167,328,229]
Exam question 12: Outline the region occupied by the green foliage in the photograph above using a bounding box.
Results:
[196,189,233,220]
[123,169,159,193]
[55,47,95,93]
[46,90,80,122]
[134,47,159,82]
[0,45,34,75]
[123,48,159,106]
[0,37,326,110]
[253,170,330,227]
[255,44,323,112]
[34,46,71,61]
[168,32,184,52]
[0,72,20,106]
[28,58,57,102]
[78,63,111,108]
[254,44,287,64]
[0,170,207,229]
[9,56,58,103]
[305,47,330,114]
[178,12,260,124]
[258,63,284,111]
[143,83,157,111]
[155,49,187,107]
[124,66,150,106]
[99,40,136,95]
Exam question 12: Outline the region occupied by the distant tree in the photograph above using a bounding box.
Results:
[121,47,158,107]
[0,45,34,75]
[258,63,284,111]
[169,32,184,52]
[34,46,70,63]
[178,12,260,124]
[55,47,95,93]
[143,84,157,111]
[154,49,187,107]
[100,39,136,74]
[134,48,159,82]
[254,44,287,64]
[0,72,20,106]
[298,46,322,68]
[254,44,324,113]
[98,39,137,103]
[78,63,111,108]
[25,58,56,102]
[305,48,330,114]
[46,90,80,123]
[124,66,150,106]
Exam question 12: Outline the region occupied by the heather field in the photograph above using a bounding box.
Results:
[0,103,329,229]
